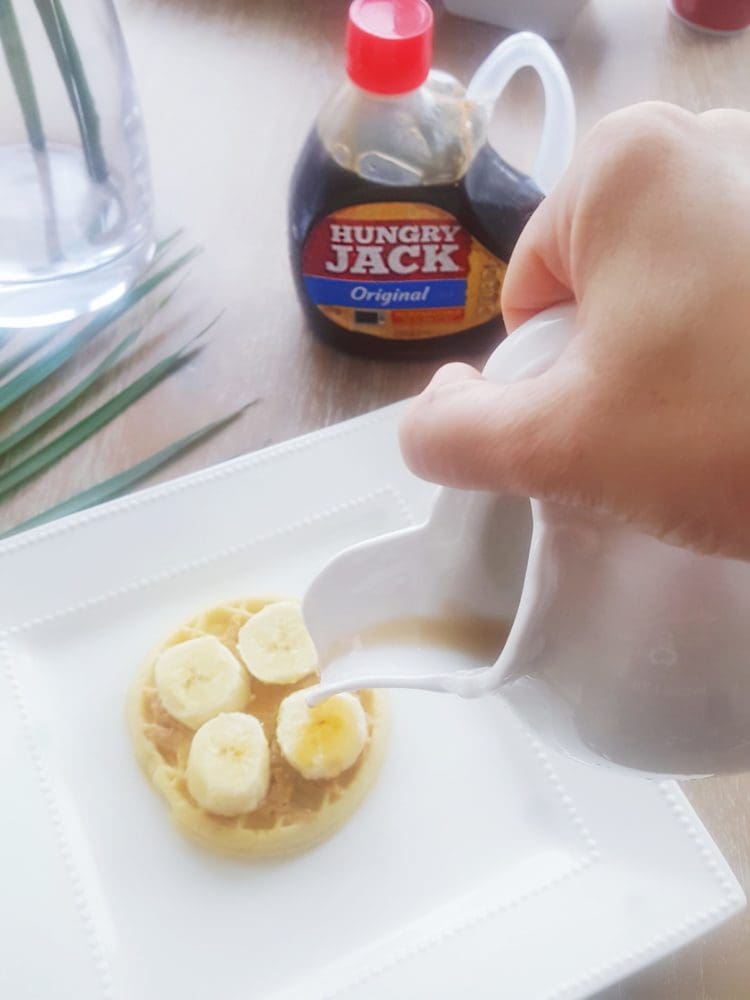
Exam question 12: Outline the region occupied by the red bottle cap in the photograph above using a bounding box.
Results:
[346,0,433,96]
[670,0,750,32]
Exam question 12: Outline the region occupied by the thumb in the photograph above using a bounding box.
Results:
[399,360,588,500]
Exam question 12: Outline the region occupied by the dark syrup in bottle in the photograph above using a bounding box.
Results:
[289,130,542,359]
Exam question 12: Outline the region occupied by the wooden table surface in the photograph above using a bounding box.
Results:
[3,0,750,995]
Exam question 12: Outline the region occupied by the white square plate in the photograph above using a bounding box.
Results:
[0,403,744,1000]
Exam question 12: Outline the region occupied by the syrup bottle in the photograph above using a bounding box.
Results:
[288,1,576,359]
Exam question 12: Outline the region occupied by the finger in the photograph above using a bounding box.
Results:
[399,363,585,498]
[400,364,482,457]
[501,102,690,333]
[501,186,574,333]
[425,361,482,390]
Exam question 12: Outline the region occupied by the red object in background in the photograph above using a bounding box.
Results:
[346,0,433,94]
[671,0,750,32]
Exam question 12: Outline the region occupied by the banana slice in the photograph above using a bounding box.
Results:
[154,636,250,730]
[276,690,368,780]
[186,712,270,817]
[237,601,318,685]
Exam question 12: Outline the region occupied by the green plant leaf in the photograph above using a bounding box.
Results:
[0,0,45,152]
[0,327,57,382]
[32,0,107,182]
[0,316,218,500]
[0,279,177,390]
[153,229,183,262]
[51,0,107,181]
[0,325,142,459]
[0,403,255,538]
[0,247,198,416]
[0,0,62,260]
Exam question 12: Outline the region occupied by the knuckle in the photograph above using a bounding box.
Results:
[580,102,695,197]
[699,107,746,127]
[568,104,700,271]
[586,101,692,153]
[427,362,479,391]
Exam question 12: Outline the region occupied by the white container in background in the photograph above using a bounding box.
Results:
[443,0,588,40]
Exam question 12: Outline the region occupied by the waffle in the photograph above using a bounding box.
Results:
[127,598,387,858]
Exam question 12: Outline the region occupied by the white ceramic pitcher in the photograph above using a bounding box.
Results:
[304,306,750,779]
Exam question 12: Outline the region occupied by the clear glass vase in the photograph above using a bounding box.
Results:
[0,0,154,328]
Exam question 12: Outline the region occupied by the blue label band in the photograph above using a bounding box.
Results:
[304,277,467,310]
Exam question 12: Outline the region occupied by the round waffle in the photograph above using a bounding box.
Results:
[127,598,387,858]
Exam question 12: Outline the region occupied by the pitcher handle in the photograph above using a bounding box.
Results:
[482,302,576,385]
[466,32,576,194]
[454,304,578,698]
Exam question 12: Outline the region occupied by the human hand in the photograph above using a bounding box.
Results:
[400,102,750,559]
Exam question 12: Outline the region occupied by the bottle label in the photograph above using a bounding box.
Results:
[301,202,506,340]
